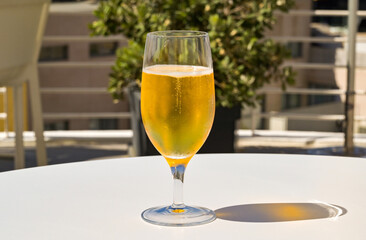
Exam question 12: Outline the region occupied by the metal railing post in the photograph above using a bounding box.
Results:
[345,0,358,155]
[3,88,8,138]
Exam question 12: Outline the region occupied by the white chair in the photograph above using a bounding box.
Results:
[0,0,50,169]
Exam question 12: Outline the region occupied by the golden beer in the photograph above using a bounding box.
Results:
[141,65,215,167]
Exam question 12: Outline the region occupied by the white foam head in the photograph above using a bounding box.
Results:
[143,65,213,77]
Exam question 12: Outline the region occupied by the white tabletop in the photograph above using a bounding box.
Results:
[0,153,364,239]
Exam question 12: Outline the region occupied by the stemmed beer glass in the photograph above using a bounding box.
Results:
[141,31,216,226]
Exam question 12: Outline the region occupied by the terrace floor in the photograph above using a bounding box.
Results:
[1,130,366,172]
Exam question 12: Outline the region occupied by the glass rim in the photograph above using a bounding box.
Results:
[147,30,208,38]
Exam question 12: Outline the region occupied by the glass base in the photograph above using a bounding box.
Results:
[141,205,216,227]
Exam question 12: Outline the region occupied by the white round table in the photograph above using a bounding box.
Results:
[0,154,364,239]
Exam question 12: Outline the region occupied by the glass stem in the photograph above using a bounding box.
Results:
[171,164,186,209]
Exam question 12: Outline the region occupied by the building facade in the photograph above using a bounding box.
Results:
[39,1,130,131]
[3,0,365,134]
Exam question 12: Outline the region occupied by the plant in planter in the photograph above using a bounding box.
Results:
[90,0,296,154]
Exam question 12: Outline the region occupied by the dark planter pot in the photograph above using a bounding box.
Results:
[128,88,158,156]
[128,88,241,156]
[199,106,241,153]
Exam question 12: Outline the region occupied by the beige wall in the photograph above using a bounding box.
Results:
[285,102,343,132]
[306,37,366,132]
[37,12,130,130]
[261,0,366,132]
[262,0,312,129]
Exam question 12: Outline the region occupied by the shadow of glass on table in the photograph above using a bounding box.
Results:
[215,202,347,223]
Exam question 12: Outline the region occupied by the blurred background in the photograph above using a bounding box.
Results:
[1,0,366,171]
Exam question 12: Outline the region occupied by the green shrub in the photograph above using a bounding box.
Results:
[90,0,295,108]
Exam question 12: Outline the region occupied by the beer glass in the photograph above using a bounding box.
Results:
[141,31,216,226]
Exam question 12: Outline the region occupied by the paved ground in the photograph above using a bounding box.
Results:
[2,143,366,173]
[238,145,366,157]
[1,129,366,172]
[0,143,129,172]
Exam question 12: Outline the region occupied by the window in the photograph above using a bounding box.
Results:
[359,19,366,32]
[312,0,347,29]
[89,119,118,130]
[282,94,301,110]
[39,45,68,62]
[286,42,303,58]
[90,42,118,57]
[307,83,339,106]
[44,121,69,130]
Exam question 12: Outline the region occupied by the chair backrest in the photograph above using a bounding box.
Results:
[0,0,49,83]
